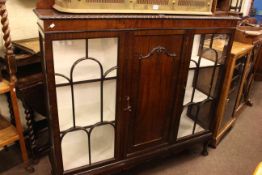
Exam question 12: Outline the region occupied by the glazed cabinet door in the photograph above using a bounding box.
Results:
[123,30,185,156]
[43,33,125,174]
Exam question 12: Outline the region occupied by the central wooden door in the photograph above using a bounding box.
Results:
[123,30,185,156]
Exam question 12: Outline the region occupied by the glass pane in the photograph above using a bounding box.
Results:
[90,124,115,164]
[220,55,247,129]
[53,38,118,84]
[52,37,118,169]
[177,107,204,138]
[104,80,117,121]
[73,80,117,127]
[74,82,101,126]
[62,130,89,171]
[88,38,118,78]
[183,70,208,106]
[53,39,86,84]
[177,34,229,139]
[57,86,73,131]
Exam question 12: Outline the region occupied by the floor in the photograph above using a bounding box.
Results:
[1,82,262,175]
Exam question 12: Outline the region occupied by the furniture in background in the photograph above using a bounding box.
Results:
[0,38,49,160]
[212,41,253,146]
[34,0,239,173]
[0,0,33,172]
[215,0,244,16]
[234,25,262,106]
[233,16,262,83]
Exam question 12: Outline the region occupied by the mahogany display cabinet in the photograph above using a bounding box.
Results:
[231,26,262,122]
[34,7,239,175]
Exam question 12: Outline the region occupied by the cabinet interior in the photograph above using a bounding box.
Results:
[178,34,229,139]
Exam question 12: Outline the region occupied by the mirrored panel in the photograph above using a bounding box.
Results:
[53,38,118,171]
[177,34,230,139]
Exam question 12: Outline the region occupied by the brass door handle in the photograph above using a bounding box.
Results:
[124,96,132,112]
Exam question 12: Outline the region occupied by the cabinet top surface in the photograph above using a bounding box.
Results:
[34,9,240,21]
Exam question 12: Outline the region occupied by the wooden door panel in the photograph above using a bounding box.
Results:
[126,33,184,154]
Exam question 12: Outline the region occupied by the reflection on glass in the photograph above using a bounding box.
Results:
[53,38,118,170]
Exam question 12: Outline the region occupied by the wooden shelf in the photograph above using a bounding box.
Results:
[0,80,10,94]
[190,55,219,69]
[183,88,208,106]
[177,107,205,138]
[0,116,19,148]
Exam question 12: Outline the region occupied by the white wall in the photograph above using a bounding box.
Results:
[241,0,253,16]
[0,0,38,48]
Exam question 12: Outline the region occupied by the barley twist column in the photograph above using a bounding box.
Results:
[0,0,16,83]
